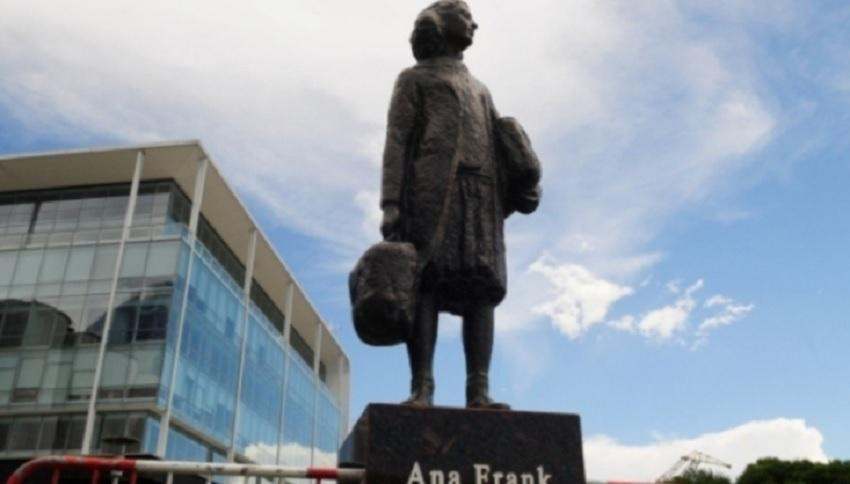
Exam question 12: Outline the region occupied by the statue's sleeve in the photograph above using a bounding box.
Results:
[381,70,420,208]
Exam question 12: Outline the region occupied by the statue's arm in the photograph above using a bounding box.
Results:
[380,70,420,239]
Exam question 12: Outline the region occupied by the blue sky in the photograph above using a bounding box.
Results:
[1,0,849,480]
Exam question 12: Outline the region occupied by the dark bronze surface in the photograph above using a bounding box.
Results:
[375,0,542,409]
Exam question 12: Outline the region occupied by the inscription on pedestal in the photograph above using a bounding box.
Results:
[339,404,586,484]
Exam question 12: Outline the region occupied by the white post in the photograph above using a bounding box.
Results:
[337,354,349,444]
[282,283,294,355]
[275,281,295,467]
[157,157,208,456]
[229,229,257,460]
[81,150,144,454]
[309,321,323,466]
[312,324,322,375]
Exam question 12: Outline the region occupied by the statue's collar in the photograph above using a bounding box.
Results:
[417,57,467,71]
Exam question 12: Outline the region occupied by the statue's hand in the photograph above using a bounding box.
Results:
[381,203,401,241]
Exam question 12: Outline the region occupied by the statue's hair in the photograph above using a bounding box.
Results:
[410,0,470,61]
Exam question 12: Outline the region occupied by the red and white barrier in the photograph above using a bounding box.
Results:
[6,455,365,484]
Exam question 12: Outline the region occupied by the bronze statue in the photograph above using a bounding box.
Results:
[354,0,540,409]
[380,0,542,409]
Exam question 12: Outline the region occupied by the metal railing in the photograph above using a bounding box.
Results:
[6,456,365,484]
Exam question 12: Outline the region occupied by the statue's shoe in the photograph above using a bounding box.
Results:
[401,392,433,407]
[466,394,510,410]
[401,379,434,407]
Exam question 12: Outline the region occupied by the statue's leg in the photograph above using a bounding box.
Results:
[463,304,510,410]
[402,290,438,406]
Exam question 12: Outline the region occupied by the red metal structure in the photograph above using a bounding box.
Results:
[6,456,365,484]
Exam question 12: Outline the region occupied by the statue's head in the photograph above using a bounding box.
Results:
[410,0,478,61]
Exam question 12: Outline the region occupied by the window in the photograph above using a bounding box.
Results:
[39,248,69,283]
[83,295,109,336]
[0,368,14,392]
[17,357,45,388]
[146,241,179,279]
[38,417,58,451]
[33,202,57,233]
[78,199,105,229]
[41,362,71,403]
[91,245,118,281]
[11,388,38,403]
[120,243,148,279]
[12,249,42,285]
[101,352,129,390]
[0,307,28,348]
[65,246,95,281]
[137,299,168,341]
[111,303,138,344]
[8,419,40,451]
[56,296,85,334]
[66,416,86,449]
[51,418,71,450]
[53,199,80,232]
[0,420,8,451]
[23,305,56,346]
[0,251,16,285]
[103,196,128,228]
[130,346,162,386]
[7,203,34,235]
[290,327,314,368]
[0,203,11,225]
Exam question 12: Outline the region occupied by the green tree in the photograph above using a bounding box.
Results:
[736,458,850,484]
[670,468,732,484]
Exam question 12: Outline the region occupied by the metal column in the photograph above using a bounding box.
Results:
[275,281,295,467]
[309,322,323,466]
[337,354,349,444]
[228,229,257,459]
[157,157,209,456]
[282,283,295,345]
[81,150,144,454]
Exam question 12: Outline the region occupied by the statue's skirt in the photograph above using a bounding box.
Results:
[421,170,507,315]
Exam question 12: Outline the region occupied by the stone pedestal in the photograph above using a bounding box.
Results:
[339,404,585,484]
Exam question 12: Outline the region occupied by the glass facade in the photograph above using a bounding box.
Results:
[281,353,316,468]
[234,305,286,464]
[170,247,243,446]
[0,180,345,465]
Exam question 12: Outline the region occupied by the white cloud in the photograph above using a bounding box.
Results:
[584,418,828,482]
[354,190,382,241]
[607,315,636,333]
[666,280,682,294]
[605,281,752,348]
[530,256,633,339]
[638,279,703,341]
[693,294,754,349]
[244,441,338,468]
[705,294,734,308]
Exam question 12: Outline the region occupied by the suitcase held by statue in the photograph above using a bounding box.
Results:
[349,241,418,346]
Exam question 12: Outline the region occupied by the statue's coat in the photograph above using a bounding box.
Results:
[381,57,508,313]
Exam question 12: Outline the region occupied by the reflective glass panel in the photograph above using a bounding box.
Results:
[235,307,285,463]
[280,352,315,468]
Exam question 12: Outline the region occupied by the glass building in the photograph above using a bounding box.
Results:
[0,142,350,471]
